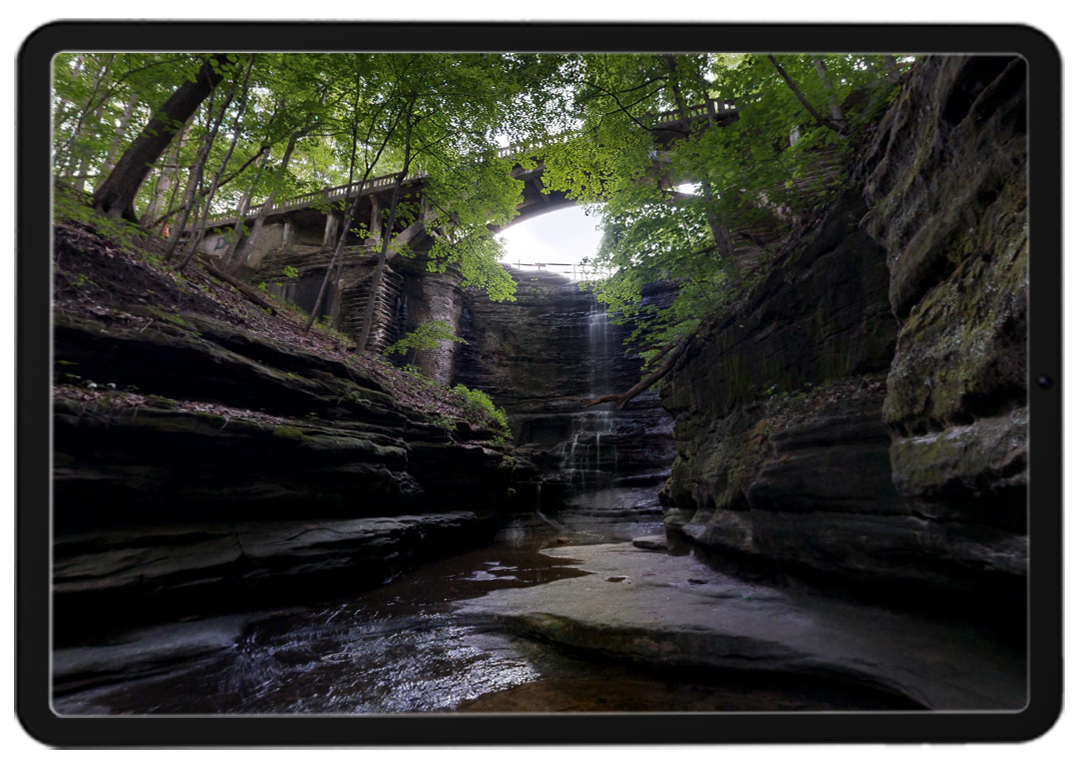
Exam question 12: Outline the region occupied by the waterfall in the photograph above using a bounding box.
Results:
[563,294,619,495]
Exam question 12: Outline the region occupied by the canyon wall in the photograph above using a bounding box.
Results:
[51,244,514,631]
[659,55,1028,606]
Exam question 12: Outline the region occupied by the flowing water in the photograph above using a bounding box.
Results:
[52,511,910,715]
[562,296,620,495]
[51,514,681,715]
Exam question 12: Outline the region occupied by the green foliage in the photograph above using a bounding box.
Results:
[53,50,908,384]
[451,383,510,437]
[282,265,300,279]
[311,316,351,345]
[431,413,458,433]
[53,185,162,264]
[384,320,467,357]
[542,53,907,359]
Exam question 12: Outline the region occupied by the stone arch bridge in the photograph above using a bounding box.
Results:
[188,101,749,380]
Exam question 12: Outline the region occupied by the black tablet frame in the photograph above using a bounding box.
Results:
[16,21,1062,746]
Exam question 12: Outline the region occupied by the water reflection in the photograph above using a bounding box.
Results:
[53,512,622,715]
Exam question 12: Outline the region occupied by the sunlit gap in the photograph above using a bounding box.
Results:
[498,206,609,283]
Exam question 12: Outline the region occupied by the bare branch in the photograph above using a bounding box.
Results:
[766,55,845,134]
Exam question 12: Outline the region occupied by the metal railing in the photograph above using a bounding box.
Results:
[499,260,614,281]
[203,171,429,228]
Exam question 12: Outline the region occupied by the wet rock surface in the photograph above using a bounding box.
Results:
[54,309,513,525]
[53,512,499,635]
[54,517,953,714]
[457,543,1026,711]
[53,295,514,628]
[863,56,1028,529]
[456,268,676,500]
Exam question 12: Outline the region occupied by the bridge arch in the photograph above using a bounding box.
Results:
[187,100,740,377]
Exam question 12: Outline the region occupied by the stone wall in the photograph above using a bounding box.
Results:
[863,56,1028,533]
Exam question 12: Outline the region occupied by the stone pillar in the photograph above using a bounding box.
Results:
[282,218,294,248]
[412,270,464,385]
[368,195,382,245]
[322,212,339,248]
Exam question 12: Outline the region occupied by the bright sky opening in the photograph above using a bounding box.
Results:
[498,206,604,279]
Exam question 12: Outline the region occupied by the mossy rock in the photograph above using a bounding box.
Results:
[272,425,304,440]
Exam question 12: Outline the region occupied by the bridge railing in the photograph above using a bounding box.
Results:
[199,101,732,230]
[203,171,429,228]
[652,99,737,126]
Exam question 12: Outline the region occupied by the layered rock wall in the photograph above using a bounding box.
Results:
[660,56,1028,604]
[456,269,675,505]
[863,56,1028,532]
[53,305,513,627]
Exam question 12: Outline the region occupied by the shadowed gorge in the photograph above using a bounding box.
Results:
[49,51,1028,715]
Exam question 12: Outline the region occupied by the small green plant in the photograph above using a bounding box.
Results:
[431,414,457,433]
[312,317,352,345]
[451,383,509,437]
[282,265,300,279]
[400,363,435,384]
[384,320,467,357]
[256,282,268,292]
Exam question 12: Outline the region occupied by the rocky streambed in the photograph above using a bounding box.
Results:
[53,510,1024,715]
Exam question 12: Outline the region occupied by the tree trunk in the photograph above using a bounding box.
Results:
[139,165,172,229]
[766,55,844,134]
[71,102,106,191]
[221,151,269,272]
[151,130,188,236]
[102,92,140,174]
[812,57,847,133]
[162,82,238,262]
[178,55,257,270]
[93,53,230,222]
[194,255,277,315]
[663,54,738,271]
[356,110,414,354]
[880,55,902,83]
[305,84,400,333]
[221,100,283,273]
[231,124,305,270]
[61,54,114,180]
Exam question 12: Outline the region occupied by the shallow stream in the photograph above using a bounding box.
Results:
[53,509,926,715]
